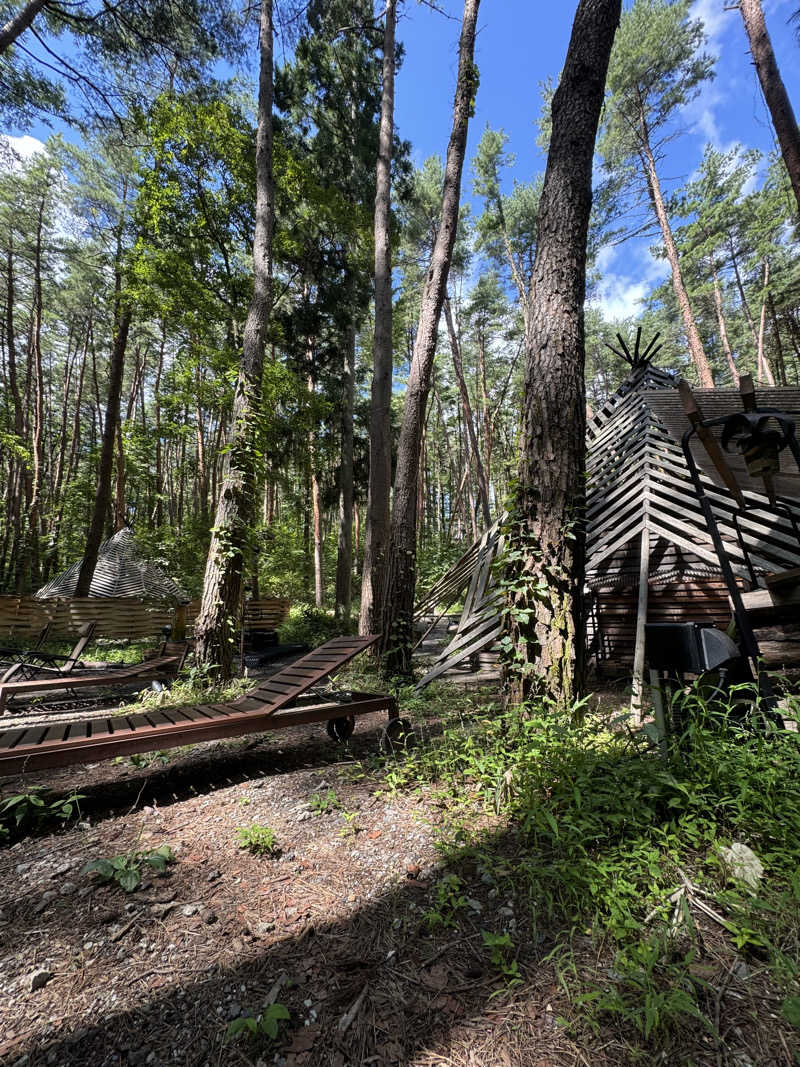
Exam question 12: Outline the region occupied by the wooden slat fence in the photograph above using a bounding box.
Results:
[0,597,291,641]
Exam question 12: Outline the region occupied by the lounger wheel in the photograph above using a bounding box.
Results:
[326,715,355,743]
[379,717,415,754]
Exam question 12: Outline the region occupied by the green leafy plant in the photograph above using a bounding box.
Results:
[235,823,279,855]
[423,873,469,931]
[225,1002,290,1043]
[309,788,340,814]
[0,787,85,836]
[577,936,714,1042]
[482,930,522,988]
[338,810,361,837]
[114,750,173,768]
[83,844,175,892]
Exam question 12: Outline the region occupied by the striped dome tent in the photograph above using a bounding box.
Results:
[36,528,189,602]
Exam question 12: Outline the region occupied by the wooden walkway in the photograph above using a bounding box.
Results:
[0,635,395,777]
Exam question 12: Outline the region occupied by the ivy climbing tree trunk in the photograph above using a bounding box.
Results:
[504,0,621,709]
[381,0,480,677]
[360,0,396,639]
[194,0,274,677]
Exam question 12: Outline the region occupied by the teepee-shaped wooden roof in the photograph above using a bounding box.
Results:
[36,528,189,603]
[587,364,800,588]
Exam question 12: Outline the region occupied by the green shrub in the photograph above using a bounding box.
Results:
[235,823,279,855]
[225,1002,290,1043]
[83,844,175,892]
[1,787,85,839]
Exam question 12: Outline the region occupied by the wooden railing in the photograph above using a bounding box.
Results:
[0,596,291,641]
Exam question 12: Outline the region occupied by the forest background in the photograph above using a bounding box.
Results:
[1,0,799,624]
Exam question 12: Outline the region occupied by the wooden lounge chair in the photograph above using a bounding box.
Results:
[0,633,188,715]
[0,621,97,688]
[0,635,404,776]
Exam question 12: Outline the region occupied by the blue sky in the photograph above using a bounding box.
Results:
[392,0,800,319]
[6,0,800,321]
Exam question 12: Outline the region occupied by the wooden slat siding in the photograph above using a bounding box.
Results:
[586,367,800,594]
[0,637,388,776]
[183,598,290,632]
[594,580,735,668]
[415,526,505,691]
[37,529,189,602]
[0,596,291,642]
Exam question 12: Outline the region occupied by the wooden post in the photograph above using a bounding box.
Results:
[630,518,650,724]
[173,603,187,642]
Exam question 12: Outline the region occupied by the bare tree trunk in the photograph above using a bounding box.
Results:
[756,259,776,385]
[335,312,355,623]
[75,306,132,595]
[194,0,274,676]
[24,195,45,590]
[768,291,788,386]
[382,0,480,676]
[505,0,621,709]
[153,324,165,526]
[712,267,739,385]
[360,0,396,639]
[308,375,325,609]
[739,0,800,216]
[0,0,47,55]
[728,233,760,349]
[442,295,491,526]
[639,137,713,386]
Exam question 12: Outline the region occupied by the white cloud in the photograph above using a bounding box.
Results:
[591,245,670,322]
[1,134,46,172]
[592,278,649,321]
[691,0,734,50]
[6,134,45,159]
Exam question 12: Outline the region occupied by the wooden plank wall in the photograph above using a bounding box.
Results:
[0,597,291,641]
[592,579,734,671]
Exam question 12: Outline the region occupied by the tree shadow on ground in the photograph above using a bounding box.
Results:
[1,723,796,1066]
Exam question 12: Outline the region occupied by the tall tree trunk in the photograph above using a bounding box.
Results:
[308,374,325,609]
[0,0,47,55]
[382,0,480,676]
[711,266,739,385]
[153,324,165,526]
[505,0,621,709]
[639,136,713,386]
[335,310,356,623]
[75,306,132,595]
[194,0,274,676]
[756,259,776,385]
[728,232,760,349]
[360,0,397,638]
[24,195,46,590]
[739,0,800,216]
[442,295,491,526]
[768,291,788,386]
